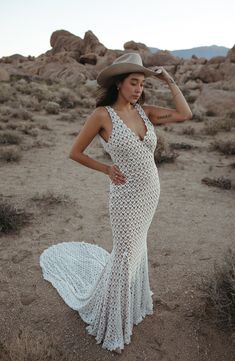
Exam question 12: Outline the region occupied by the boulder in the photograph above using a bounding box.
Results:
[124,41,149,52]
[194,84,235,115]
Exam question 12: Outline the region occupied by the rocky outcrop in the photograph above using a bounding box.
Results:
[227,45,235,63]
[49,29,107,59]
[0,29,234,117]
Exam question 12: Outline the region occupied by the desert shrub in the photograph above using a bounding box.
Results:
[199,248,235,332]
[154,132,179,165]
[219,118,233,131]
[185,93,197,103]
[15,81,55,102]
[57,113,75,122]
[227,111,235,119]
[0,131,22,144]
[57,88,80,109]
[31,191,72,207]
[0,145,22,162]
[18,95,42,111]
[11,107,33,120]
[206,110,217,117]
[180,125,196,135]
[18,122,38,137]
[163,125,173,132]
[201,176,231,190]
[0,83,15,103]
[191,109,205,122]
[45,101,60,114]
[0,200,30,234]
[170,142,193,150]
[5,121,18,130]
[0,105,13,116]
[38,123,51,131]
[203,118,232,135]
[211,140,235,155]
[32,115,52,130]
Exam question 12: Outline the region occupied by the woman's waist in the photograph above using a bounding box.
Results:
[109,168,159,191]
[117,161,157,175]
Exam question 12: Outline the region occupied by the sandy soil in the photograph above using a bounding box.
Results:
[0,110,234,361]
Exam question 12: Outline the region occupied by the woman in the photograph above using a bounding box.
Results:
[40,53,192,354]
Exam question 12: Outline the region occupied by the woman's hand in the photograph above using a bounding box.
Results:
[151,66,175,85]
[108,164,127,184]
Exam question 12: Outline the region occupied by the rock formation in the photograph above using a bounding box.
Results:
[0,30,234,115]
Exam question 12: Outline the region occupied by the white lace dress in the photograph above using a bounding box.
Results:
[39,103,161,351]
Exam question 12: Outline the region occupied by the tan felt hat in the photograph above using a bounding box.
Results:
[96,52,161,87]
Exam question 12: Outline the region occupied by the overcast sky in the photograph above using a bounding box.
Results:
[0,0,234,57]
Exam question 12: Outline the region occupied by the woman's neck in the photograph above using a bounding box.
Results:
[112,99,135,112]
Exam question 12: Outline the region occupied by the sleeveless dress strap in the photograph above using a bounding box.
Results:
[105,106,117,125]
[135,103,154,127]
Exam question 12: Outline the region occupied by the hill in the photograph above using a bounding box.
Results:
[149,44,230,59]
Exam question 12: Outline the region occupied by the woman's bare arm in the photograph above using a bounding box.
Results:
[69,107,110,175]
[69,107,127,184]
[143,76,193,126]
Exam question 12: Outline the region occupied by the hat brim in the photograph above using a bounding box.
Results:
[96,62,157,87]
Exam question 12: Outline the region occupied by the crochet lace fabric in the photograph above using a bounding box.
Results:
[40,103,160,351]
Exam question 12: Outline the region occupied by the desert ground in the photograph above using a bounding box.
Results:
[0,33,235,360]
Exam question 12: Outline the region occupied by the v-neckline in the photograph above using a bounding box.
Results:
[109,104,149,143]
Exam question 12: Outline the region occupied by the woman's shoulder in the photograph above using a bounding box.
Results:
[92,106,110,118]
[88,107,110,127]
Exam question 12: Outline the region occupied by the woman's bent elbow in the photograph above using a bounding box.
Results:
[69,151,80,161]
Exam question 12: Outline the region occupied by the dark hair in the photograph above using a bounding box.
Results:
[95,72,145,107]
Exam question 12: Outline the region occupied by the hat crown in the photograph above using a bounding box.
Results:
[96,52,156,86]
[113,53,143,66]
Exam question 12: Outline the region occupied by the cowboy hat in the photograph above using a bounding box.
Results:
[96,52,161,87]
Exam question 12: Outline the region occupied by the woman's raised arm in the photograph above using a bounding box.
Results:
[143,67,193,125]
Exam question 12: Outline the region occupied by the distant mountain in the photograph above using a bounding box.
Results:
[149,45,230,59]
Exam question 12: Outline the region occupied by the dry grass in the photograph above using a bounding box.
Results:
[154,132,179,165]
[0,131,22,145]
[201,176,232,190]
[210,139,235,155]
[198,247,235,332]
[0,145,22,162]
[0,200,30,234]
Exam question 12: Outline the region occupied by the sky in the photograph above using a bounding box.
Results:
[0,0,234,58]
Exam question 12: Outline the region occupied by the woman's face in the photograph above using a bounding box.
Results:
[118,73,145,103]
